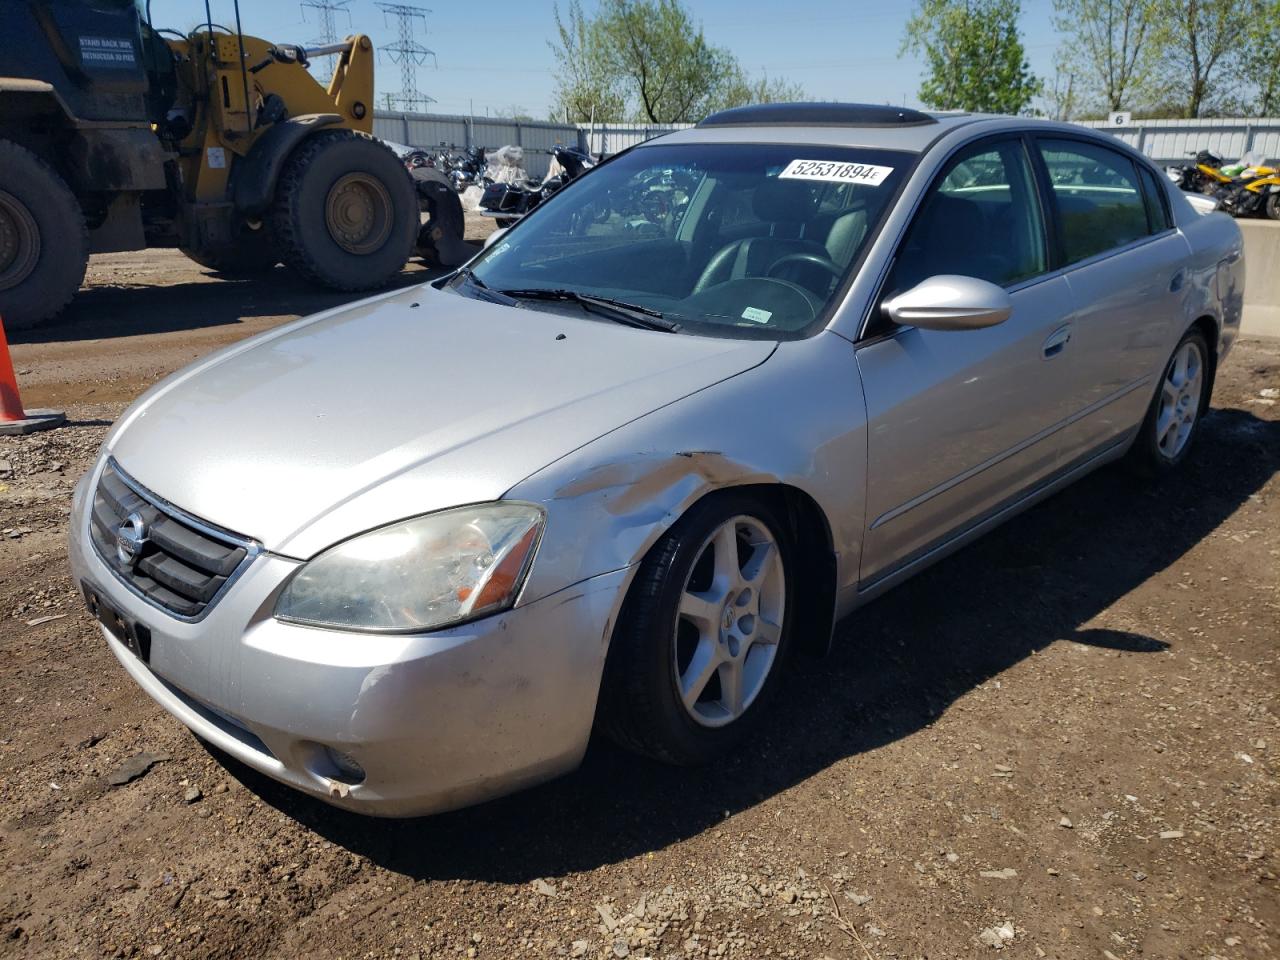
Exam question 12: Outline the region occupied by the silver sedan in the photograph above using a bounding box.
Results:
[69,103,1245,816]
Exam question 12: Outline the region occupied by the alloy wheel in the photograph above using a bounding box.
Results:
[673,515,785,728]
[1156,339,1204,460]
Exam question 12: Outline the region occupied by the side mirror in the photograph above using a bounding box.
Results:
[483,227,508,249]
[881,274,1012,331]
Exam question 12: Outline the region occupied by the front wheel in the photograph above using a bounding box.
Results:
[269,130,417,291]
[1128,328,1211,476]
[1265,192,1280,221]
[0,140,88,329]
[598,493,793,765]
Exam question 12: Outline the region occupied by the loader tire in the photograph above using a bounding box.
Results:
[269,130,417,291]
[181,226,277,276]
[0,140,88,330]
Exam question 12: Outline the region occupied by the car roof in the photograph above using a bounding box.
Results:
[642,103,1118,156]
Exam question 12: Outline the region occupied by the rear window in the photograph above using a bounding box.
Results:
[1137,164,1173,232]
[1038,138,1152,264]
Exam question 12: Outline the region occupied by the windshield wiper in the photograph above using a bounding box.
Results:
[455,267,519,305]
[498,288,681,332]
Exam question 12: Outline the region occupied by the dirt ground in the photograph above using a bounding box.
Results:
[0,242,1276,960]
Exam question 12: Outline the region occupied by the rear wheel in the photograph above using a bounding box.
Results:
[269,130,417,291]
[1265,192,1280,221]
[598,493,793,765]
[1128,328,1211,476]
[0,140,88,330]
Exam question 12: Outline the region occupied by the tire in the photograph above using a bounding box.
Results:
[1265,192,1280,221]
[180,225,277,276]
[597,492,795,765]
[1127,328,1212,477]
[268,130,417,291]
[0,140,88,330]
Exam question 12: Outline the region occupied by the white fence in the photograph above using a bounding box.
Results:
[1078,117,1280,165]
[373,110,1280,176]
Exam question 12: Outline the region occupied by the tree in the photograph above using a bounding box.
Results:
[902,0,1041,114]
[1044,55,1081,120]
[598,0,738,122]
[548,0,804,124]
[1052,0,1159,112]
[1149,0,1246,117]
[712,69,808,115]
[549,0,627,122]
[1238,0,1280,115]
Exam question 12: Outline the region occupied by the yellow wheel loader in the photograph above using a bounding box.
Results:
[0,1,443,329]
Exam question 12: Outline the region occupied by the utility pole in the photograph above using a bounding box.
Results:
[376,2,437,113]
[300,0,351,83]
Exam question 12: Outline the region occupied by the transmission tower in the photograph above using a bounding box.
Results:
[376,2,437,112]
[300,0,351,83]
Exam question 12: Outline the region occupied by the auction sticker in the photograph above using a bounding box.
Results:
[779,159,894,186]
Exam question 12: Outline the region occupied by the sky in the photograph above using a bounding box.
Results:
[145,0,1063,119]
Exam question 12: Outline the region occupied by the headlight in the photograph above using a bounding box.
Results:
[274,503,544,633]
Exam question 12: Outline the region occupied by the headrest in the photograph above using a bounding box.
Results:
[754,178,820,223]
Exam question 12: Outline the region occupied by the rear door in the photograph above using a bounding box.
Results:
[1033,137,1189,466]
[856,136,1076,586]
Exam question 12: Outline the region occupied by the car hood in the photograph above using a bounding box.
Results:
[107,285,774,558]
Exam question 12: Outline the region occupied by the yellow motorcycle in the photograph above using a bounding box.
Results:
[1171,150,1235,194]
[1218,166,1280,219]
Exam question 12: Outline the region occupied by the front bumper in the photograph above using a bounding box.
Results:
[68,469,630,817]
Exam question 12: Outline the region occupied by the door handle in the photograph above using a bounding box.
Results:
[1042,325,1071,359]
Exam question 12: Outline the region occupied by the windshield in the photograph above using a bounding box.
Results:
[462,142,912,339]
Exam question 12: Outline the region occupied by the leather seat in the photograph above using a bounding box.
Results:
[824,208,868,265]
[694,179,828,292]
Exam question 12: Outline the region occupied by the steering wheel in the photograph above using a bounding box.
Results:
[766,252,843,282]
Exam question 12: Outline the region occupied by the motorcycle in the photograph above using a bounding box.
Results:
[479,145,596,226]
[448,145,488,191]
[1168,149,1233,195]
[1216,165,1280,219]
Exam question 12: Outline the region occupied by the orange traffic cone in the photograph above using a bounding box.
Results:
[0,318,64,435]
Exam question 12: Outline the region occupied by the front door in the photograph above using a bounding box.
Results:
[856,136,1076,586]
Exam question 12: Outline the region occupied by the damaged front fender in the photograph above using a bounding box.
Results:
[507,330,870,643]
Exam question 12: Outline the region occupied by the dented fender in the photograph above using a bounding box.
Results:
[508,330,870,620]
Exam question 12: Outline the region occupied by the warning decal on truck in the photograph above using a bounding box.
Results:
[79,36,136,69]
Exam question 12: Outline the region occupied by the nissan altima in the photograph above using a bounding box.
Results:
[69,103,1245,816]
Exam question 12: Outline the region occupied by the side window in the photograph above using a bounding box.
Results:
[1137,164,1173,232]
[886,138,1047,295]
[1038,139,1153,264]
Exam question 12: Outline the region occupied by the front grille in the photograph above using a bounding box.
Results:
[88,460,254,619]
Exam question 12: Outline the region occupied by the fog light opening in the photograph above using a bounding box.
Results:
[326,747,366,784]
[313,745,366,785]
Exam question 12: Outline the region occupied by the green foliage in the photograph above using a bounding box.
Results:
[1236,0,1280,115]
[548,0,804,124]
[1149,0,1247,117]
[902,0,1041,114]
[1052,0,1160,113]
[548,0,627,122]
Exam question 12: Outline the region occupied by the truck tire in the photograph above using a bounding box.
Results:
[268,130,417,291]
[0,140,88,330]
[181,226,278,275]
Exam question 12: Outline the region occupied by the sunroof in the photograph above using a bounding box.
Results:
[698,102,938,128]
